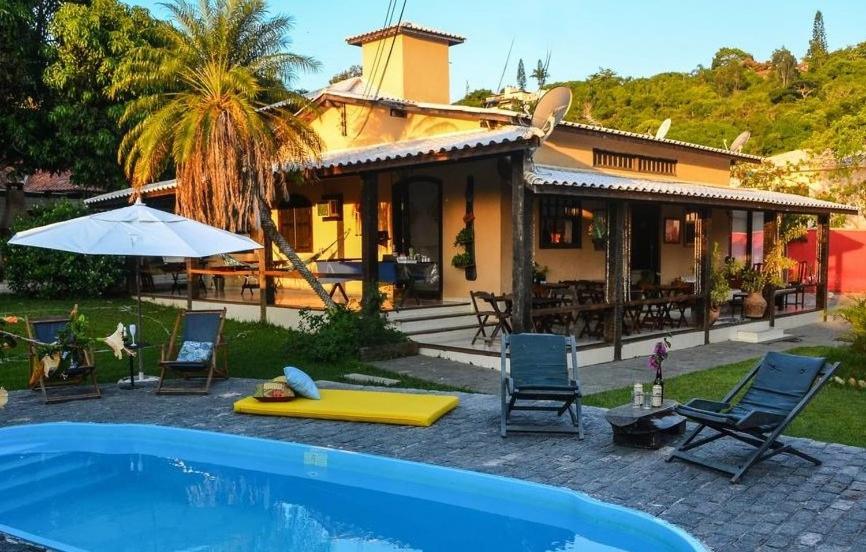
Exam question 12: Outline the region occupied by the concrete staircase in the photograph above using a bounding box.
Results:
[387,302,480,339]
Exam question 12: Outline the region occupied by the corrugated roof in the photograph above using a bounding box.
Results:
[526,165,857,214]
[292,125,539,171]
[84,179,177,205]
[346,22,465,46]
[557,121,763,162]
[86,127,538,204]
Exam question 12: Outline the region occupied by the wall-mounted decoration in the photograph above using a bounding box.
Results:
[684,212,697,246]
[317,194,343,221]
[663,218,682,244]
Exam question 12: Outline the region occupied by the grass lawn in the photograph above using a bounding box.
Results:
[584,345,866,448]
[0,296,463,393]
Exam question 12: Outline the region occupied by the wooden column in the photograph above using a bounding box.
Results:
[185,258,193,310]
[695,208,712,343]
[360,172,380,309]
[605,201,626,360]
[816,214,831,319]
[257,245,268,323]
[510,152,532,333]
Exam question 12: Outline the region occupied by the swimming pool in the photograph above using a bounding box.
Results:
[0,423,705,551]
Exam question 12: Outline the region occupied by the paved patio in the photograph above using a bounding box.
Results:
[374,319,849,395]
[1,379,864,552]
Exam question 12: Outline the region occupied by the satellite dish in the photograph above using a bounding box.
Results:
[655,118,672,140]
[729,131,751,152]
[530,86,572,141]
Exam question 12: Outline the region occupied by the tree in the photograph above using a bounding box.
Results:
[531,58,549,89]
[329,64,362,84]
[770,47,799,88]
[516,58,526,90]
[710,47,753,94]
[0,0,62,175]
[113,0,336,308]
[44,0,160,190]
[455,88,492,107]
[806,10,828,67]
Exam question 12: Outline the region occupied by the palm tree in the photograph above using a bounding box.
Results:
[112,0,336,307]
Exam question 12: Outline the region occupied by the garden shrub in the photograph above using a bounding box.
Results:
[285,293,406,362]
[1,201,125,298]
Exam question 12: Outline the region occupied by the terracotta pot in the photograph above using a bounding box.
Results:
[743,292,767,319]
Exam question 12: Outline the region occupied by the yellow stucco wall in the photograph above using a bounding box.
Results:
[536,129,734,186]
[359,34,451,104]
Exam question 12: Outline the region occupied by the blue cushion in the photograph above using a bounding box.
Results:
[177,341,214,363]
[283,366,320,399]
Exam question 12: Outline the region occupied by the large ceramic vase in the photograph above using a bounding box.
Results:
[743,291,767,319]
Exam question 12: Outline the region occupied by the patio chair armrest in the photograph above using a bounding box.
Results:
[734,409,786,430]
[682,398,729,412]
[675,404,735,425]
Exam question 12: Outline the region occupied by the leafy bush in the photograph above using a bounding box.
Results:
[836,296,866,354]
[285,293,406,362]
[1,201,125,298]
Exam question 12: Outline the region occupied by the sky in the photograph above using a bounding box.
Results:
[124,0,866,101]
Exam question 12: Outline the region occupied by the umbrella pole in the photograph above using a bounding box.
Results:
[136,256,144,383]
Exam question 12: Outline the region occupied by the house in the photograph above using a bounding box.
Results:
[85,22,855,366]
[1,170,99,234]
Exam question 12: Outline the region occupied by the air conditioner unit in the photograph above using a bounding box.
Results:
[317,195,342,220]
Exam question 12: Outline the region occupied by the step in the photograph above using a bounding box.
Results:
[386,303,472,321]
[733,327,787,343]
[404,323,485,337]
[0,456,93,497]
[0,473,116,516]
[393,313,480,334]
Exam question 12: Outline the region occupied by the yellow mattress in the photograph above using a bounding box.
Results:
[233,389,459,427]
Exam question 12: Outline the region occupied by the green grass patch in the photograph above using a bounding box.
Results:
[584,345,866,448]
[0,296,463,393]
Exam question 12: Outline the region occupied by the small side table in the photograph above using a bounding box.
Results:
[605,400,686,449]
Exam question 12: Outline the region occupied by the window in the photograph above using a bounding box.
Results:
[593,149,677,176]
[540,196,582,249]
[277,195,313,253]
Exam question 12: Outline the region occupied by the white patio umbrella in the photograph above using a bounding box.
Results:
[8,199,262,387]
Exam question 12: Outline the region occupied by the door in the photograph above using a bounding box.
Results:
[277,195,313,253]
[630,204,660,285]
[391,177,442,297]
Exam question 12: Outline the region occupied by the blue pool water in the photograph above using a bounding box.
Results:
[0,424,705,552]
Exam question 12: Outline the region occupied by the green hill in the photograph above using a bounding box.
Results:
[460,43,866,158]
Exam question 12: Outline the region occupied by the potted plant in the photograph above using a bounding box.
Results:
[587,211,608,251]
[453,227,473,247]
[740,267,768,318]
[451,251,473,269]
[707,244,731,325]
[533,262,549,284]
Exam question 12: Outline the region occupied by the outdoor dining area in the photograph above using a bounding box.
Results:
[469,279,700,346]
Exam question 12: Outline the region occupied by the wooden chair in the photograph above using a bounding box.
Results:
[469,291,498,345]
[500,333,583,438]
[26,317,100,404]
[157,309,227,395]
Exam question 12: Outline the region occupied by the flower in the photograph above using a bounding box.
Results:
[834,376,846,385]
[1,316,18,325]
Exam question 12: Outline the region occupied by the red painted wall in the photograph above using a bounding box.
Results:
[787,229,866,293]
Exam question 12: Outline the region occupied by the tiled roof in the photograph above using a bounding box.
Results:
[0,171,100,195]
[346,22,465,46]
[87,127,538,204]
[526,165,857,214]
[84,179,177,205]
[557,121,763,162]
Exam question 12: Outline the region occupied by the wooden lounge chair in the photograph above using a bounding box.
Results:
[500,333,583,438]
[668,351,839,483]
[157,309,227,395]
[26,317,100,404]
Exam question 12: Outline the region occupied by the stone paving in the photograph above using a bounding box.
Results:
[374,320,849,395]
[1,378,865,552]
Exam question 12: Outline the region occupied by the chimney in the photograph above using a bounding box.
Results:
[346,22,464,104]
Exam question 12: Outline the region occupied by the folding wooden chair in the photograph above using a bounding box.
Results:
[26,317,100,404]
[157,309,227,395]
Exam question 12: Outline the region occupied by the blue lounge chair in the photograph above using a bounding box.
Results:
[500,333,583,438]
[668,351,839,483]
[157,309,227,395]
